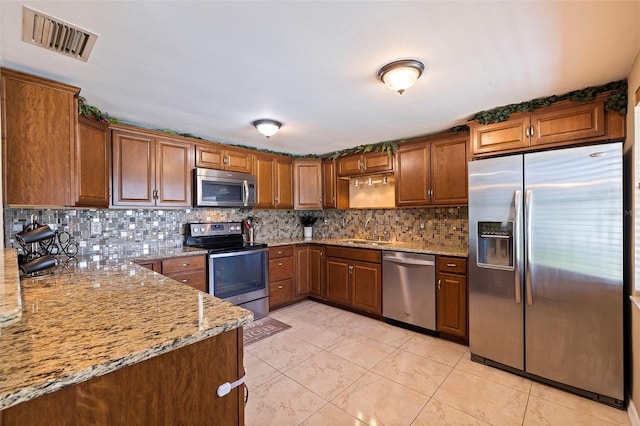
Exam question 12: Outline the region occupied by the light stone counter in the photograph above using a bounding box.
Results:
[260,238,469,258]
[0,250,21,327]
[0,254,252,411]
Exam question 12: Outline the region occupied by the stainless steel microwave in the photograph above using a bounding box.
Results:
[193,168,256,208]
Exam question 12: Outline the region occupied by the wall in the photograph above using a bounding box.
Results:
[4,206,468,264]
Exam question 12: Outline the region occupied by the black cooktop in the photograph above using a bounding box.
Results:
[183,222,267,254]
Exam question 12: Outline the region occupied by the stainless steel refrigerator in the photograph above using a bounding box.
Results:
[468,142,624,407]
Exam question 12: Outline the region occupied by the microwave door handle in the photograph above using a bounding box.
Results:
[243,180,249,207]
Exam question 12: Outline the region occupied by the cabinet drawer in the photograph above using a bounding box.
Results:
[269,257,294,282]
[162,255,206,274]
[325,246,381,263]
[165,270,206,292]
[269,246,294,259]
[269,279,294,308]
[437,256,467,274]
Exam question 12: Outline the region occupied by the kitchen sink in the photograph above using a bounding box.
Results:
[343,239,393,246]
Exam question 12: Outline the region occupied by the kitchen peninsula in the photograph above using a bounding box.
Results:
[0,249,251,425]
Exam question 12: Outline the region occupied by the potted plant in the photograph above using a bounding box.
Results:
[299,214,318,239]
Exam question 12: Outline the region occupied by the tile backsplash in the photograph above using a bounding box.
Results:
[5,206,468,264]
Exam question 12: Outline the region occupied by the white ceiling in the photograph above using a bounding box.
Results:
[1,1,639,155]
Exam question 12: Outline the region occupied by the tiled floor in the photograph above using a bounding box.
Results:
[244,300,630,426]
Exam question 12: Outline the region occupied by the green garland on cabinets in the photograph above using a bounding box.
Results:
[78,96,118,124]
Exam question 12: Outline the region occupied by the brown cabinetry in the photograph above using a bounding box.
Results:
[325,246,381,315]
[76,116,111,207]
[295,245,310,297]
[322,159,349,209]
[254,154,293,209]
[269,245,295,309]
[112,126,194,207]
[469,94,625,158]
[195,143,253,174]
[396,133,468,206]
[161,255,207,292]
[337,151,393,176]
[1,68,86,207]
[294,159,322,210]
[0,329,244,425]
[437,256,468,341]
[309,245,326,299]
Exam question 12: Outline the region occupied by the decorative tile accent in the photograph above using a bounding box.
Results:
[4,206,468,262]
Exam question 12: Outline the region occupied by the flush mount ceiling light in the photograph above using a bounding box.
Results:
[377,59,425,94]
[252,119,282,139]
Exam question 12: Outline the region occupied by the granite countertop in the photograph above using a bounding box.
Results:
[260,238,469,257]
[0,249,252,411]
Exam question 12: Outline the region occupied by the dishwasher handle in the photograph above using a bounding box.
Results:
[382,256,435,267]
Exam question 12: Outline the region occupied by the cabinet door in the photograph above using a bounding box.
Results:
[76,116,110,207]
[155,138,193,207]
[325,257,351,306]
[294,159,322,210]
[295,246,310,297]
[269,256,294,282]
[112,130,155,206]
[351,261,381,315]
[253,155,275,208]
[437,272,467,338]
[2,69,78,206]
[337,154,362,176]
[470,115,529,156]
[431,137,468,205]
[322,160,337,209]
[362,152,393,174]
[225,148,253,173]
[195,144,225,169]
[269,279,295,309]
[309,246,325,298]
[531,100,605,147]
[395,142,430,206]
[275,158,293,209]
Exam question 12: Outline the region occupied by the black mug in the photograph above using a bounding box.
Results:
[16,225,55,244]
[20,255,57,275]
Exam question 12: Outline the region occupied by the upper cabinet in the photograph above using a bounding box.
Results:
[469,94,625,158]
[322,159,349,209]
[111,125,194,207]
[2,68,79,206]
[395,133,468,207]
[76,117,110,207]
[254,154,293,209]
[293,159,322,210]
[195,143,253,174]
[337,151,393,177]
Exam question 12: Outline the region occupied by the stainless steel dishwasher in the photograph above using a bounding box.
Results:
[382,251,436,330]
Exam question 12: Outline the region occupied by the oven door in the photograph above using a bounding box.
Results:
[208,247,269,305]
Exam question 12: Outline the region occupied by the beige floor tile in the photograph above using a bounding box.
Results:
[353,320,415,347]
[401,333,467,366]
[288,323,350,349]
[530,382,629,425]
[455,351,532,393]
[372,349,452,397]
[524,394,626,425]
[285,351,367,400]
[412,399,491,426]
[327,333,396,370]
[248,334,322,371]
[301,403,367,426]
[244,351,281,389]
[433,369,528,426]
[245,374,327,426]
[332,371,429,426]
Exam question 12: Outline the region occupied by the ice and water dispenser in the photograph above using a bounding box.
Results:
[477,222,514,269]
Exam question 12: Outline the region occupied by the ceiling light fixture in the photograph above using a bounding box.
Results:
[252,119,282,138]
[377,59,425,94]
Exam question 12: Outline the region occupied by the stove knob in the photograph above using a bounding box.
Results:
[192,227,199,234]
[200,227,206,233]
[230,226,236,231]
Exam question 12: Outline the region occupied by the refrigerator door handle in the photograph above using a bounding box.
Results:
[514,190,522,304]
[525,189,533,305]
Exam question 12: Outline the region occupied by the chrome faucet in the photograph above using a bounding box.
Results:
[364,218,374,240]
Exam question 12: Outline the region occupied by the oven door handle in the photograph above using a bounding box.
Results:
[209,247,269,259]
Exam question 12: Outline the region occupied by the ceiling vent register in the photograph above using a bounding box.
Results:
[22,6,98,62]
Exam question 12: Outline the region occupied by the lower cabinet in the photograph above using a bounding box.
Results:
[134,255,206,292]
[309,245,326,299]
[295,245,310,297]
[325,246,382,316]
[269,246,295,309]
[0,329,244,425]
[436,256,468,341]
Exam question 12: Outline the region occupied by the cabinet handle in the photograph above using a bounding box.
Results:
[348,265,353,274]
[278,285,284,289]
[277,251,283,254]
[278,262,284,266]
[223,156,229,164]
[446,263,457,268]
[529,125,534,138]
[180,279,189,283]
[181,263,189,267]
[320,251,323,257]
[438,279,441,290]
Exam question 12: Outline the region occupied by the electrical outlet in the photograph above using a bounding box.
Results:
[420,221,425,230]
[91,221,102,236]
